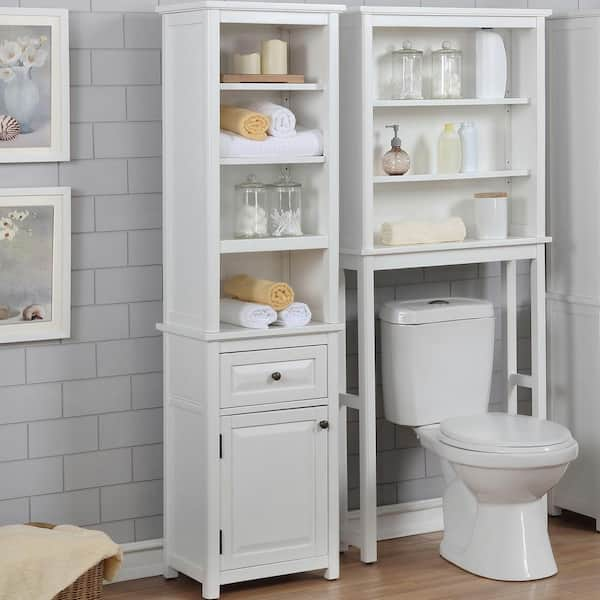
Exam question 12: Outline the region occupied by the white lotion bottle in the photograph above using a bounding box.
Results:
[476,29,507,98]
[459,121,478,173]
[438,123,462,174]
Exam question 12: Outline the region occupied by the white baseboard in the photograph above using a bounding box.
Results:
[109,499,443,584]
[343,498,444,547]
[109,539,164,583]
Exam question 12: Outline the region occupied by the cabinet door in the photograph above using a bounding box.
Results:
[220,407,328,570]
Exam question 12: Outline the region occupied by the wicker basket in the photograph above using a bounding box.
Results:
[54,562,104,600]
[26,523,104,600]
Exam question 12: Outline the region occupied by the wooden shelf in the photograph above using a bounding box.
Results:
[373,169,529,184]
[221,83,323,91]
[220,235,328,254]
[220,156,326,165]
[341,236,551,256]
[373,97,530,108]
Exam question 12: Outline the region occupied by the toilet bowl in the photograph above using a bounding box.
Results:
[379,298,578,581]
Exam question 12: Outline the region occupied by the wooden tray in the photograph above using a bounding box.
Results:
[221,74,305,84]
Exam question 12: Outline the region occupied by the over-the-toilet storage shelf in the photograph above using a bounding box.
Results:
[338,6,550,566]
[157,2,344,599]
[340,6,550,256]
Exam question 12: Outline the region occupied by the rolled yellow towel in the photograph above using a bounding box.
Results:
[380,217,466,246]
[220,105,270,141]
[224,275,294,311]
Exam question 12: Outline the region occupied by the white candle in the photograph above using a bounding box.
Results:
[233,52,261,74]
[261,39,288,75]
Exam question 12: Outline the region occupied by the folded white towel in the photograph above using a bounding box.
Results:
[246,101,296,138]
[275,302,312,328]
[220,127,323,158]
[220,298,277,329]
[380,217,466,246]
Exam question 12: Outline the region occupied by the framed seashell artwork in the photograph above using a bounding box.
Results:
[0,187,70,343]
[0,8,69,162]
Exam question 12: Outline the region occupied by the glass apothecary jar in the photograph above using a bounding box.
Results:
[432,41,462,99]
[268,171,303,237]
[234,174,268,238]
[392,41,423,100]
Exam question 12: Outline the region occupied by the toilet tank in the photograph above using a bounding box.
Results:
[380,298,495,427]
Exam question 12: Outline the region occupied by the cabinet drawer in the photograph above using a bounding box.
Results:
[220,346,327,408]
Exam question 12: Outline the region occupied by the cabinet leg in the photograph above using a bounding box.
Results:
[202,582,220,600]
[163,566,179,579]
[324,565,340,581]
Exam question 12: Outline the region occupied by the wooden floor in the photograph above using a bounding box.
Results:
[105,512,600,600]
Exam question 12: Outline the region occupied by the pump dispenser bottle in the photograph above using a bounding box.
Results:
[382,124,410,175]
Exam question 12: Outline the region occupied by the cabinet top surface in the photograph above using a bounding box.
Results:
[346,6,551,17]
[157,1,346,14]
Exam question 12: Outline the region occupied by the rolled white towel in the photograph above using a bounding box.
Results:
[220,298,277,329]
[275,302,312,328]
[380,217,466,246]
[220,128,323,158]
[246,101,296,138]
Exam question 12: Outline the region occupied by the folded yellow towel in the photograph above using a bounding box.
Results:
[0,524,122,600]
[380,217,466,246]
[224,274,294,311]
[220,105,269,141]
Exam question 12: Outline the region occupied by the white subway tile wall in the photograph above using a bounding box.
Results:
[0,0,566,540]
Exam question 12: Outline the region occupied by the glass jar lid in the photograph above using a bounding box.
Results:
[236,174,266,190]
[268,170,301,191]
[392,41,423,56]
[433,40,461,55]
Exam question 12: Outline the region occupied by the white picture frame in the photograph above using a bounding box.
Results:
[0,187,70,343]
[0,8,69,163]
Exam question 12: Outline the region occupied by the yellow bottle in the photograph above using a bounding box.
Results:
[437,122,462,174]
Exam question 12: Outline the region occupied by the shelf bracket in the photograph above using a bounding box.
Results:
[509,372,533,389]
[340,392,360,411]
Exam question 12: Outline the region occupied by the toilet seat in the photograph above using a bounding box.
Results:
[440,413,573,454]
[419,414,579,470]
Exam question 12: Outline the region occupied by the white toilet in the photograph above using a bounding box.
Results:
[380,297,578,581]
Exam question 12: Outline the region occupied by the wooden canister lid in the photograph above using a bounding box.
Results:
[474,192,509,198]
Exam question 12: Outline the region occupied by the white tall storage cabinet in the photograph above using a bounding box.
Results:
[339,7,551,564]
[547,12,600,530]
[157,3,344,598]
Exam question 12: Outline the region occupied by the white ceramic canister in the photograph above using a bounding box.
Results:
[459,121,478,173]
[475,29,507,98]
[474,192,508,239]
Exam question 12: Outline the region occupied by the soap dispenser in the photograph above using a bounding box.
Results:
[382,124,410,176]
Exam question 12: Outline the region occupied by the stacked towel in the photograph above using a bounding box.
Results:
[220,298,277,329]
[220,127,323,158]
[275,302,312,328]
[220,105,270,141]
[224,274,294,311]
[380,217,466,246]
[246,101,296,137]
[0,524,122,600]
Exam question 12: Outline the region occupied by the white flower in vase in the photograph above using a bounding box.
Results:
[0,41,22,66]
[22,46,48,69]
[1,227,15,240]
[8,210,29,221]
[1,217,13,229]
[0,67,14,82]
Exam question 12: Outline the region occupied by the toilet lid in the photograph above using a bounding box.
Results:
[440,413,573,451]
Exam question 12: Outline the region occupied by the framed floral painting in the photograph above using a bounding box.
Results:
[0,187,70,343]
[0,8,69,163]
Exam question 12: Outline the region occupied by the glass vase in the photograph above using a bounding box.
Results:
[4,66,40,134]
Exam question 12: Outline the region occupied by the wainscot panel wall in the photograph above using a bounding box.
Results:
[0,0,590,543]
